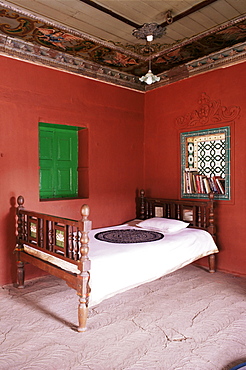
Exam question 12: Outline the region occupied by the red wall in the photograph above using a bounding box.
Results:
[144,61,246,277]
[1,55,245,285]
[0,56,144,285]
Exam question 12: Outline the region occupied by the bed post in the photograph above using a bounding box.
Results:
[15,195,25,288]
[139,189,145,219]
[208,193,216,273]
[77,204,92,332]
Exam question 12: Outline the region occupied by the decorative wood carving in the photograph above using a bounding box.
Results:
[77,204,91,332]
[15,196,92,332]
[176,93,241,127]
[0,3,246,91]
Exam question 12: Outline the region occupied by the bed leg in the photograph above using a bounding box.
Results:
[17,260,25,288]
[77,273,90,332]
[78,297,89,332]
[208,254,216,273]
[77,204,91,332]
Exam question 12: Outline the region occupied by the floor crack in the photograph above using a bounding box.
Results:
[156,325,191,346]
[0,327,12,346]
[131,318,147,331]
[191,303,210,326]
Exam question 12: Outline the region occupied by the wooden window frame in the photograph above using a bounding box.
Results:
[39,122,89,200]
[180,126,230,200]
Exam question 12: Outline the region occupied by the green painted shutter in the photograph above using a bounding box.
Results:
[39,124,78,199]
[55,128,78,197]
[39,128,55,198]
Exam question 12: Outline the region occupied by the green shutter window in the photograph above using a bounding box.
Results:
[39,123,78,199]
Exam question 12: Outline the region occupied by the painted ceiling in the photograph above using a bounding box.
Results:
[0,0,246,91]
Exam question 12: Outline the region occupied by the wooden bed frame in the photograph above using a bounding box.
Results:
[15,195,92,332]
[136,189,216,272]
[15,190,216,332]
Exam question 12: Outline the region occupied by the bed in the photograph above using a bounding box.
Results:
[15,190,218,332]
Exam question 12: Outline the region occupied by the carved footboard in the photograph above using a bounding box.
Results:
[136,189,217,272]
[15,196,91,332]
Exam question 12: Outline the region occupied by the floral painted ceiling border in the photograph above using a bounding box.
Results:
[0,2,246,91]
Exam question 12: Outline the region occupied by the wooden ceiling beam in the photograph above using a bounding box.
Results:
[79,0,219,30]
[160,0,219,27]
[79,0,139,28]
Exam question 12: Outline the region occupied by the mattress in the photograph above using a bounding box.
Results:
[24,220,219,307]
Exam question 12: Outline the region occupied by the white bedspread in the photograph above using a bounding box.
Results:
[24,221,219,307]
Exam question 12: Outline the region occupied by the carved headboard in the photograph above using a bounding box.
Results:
[136,189,216,240]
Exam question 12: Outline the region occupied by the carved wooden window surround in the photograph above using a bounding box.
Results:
[181,126,230,200]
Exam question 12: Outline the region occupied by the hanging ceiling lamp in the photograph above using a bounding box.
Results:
[139,34,160,85]
[132,17,171,85]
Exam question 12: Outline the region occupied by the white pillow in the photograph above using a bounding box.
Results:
[137,217,189,233]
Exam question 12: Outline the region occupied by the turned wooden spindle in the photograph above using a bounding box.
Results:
[208,192,216,240]
[177,204,181,220]
[197,206,202,228]
[16,196,24,242]
[167,204,170,218]
[139,189,145,219]
[207,193,216,273]
[16,195,25,288]
[77,204,92,332]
